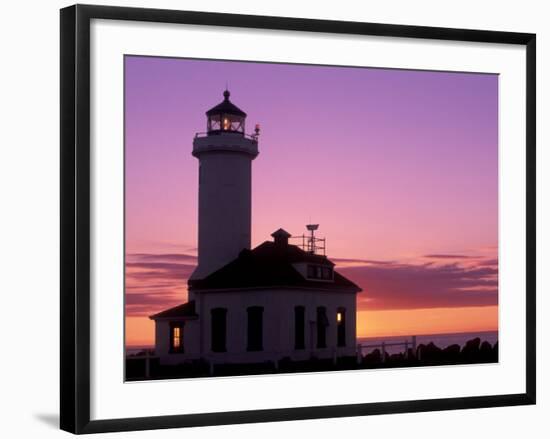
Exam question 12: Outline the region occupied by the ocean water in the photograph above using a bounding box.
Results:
[357,330,498,356]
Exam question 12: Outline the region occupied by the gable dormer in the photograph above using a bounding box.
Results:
[306,263,334,281]
[292,261,334,282]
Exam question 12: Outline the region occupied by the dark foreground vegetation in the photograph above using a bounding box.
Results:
[126,337,498,381]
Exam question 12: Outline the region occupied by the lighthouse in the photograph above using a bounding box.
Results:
[149,90,360,371]
[190,90,259,280]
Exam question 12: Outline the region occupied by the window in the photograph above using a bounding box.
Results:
[208,114,221,132]
[211,308,227,352]
[247,306,264,351]
[294,306,305,350]
[316,306,328,348]
[321,266,333,280]
[337,308,346,347]
[169,322,184,353]
[307,264,333,280]
[209,114,244,133]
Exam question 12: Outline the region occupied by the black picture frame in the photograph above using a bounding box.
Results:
[60,4,536,434]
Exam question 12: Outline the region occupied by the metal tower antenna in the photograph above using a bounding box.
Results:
[306,224,319,254]
[292,224,326,255]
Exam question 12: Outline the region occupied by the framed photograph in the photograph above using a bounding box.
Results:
[60,4,536,434]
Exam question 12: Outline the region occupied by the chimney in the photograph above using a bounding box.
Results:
[271,228,291,246]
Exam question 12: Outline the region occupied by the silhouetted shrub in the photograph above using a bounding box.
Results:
[363,348,382,365]
[215,361,276,376]
[479,341,496,362]
[337,355,359,368]
[421,342,443,362]
[127,336,499,380]
[442,344,461,362]
[461,337,481,361]
[389,353,404,362]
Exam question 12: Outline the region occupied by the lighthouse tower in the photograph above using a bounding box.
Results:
[190,90,259,280]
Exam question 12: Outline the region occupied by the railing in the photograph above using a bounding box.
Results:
[290,235,326,256]
[126,350,157,379]
[194,131,259,142]
[357,336,417,363]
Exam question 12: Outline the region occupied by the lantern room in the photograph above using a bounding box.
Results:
[206,89,247,134]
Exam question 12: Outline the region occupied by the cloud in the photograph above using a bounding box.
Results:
[125,253,197,316]
[332,257,397,266]
[339,260,498,311]
[126,262,195,280]
[125,292,177,306]
[129,253,197,263]
[476,258,498,267]
[125,251,499,317]
[423,254,478,259]
[126,282,179,291]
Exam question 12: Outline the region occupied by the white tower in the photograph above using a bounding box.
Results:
[190,90,259,280]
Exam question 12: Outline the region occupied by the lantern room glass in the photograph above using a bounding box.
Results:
[207,113,245,134]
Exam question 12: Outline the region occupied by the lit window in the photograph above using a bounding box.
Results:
[223,117,230,130]
[170,323,184,353]
[337,308,346,347]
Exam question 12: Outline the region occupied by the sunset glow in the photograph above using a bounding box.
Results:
[357,306,498,338]
[125,56,498,347]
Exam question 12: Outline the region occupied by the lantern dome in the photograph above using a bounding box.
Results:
[205,90,246,134]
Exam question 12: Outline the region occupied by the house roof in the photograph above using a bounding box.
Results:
[188,240,361,293]
[149,300,198,320]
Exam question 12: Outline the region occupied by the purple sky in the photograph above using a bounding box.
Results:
[124,56,498,344]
